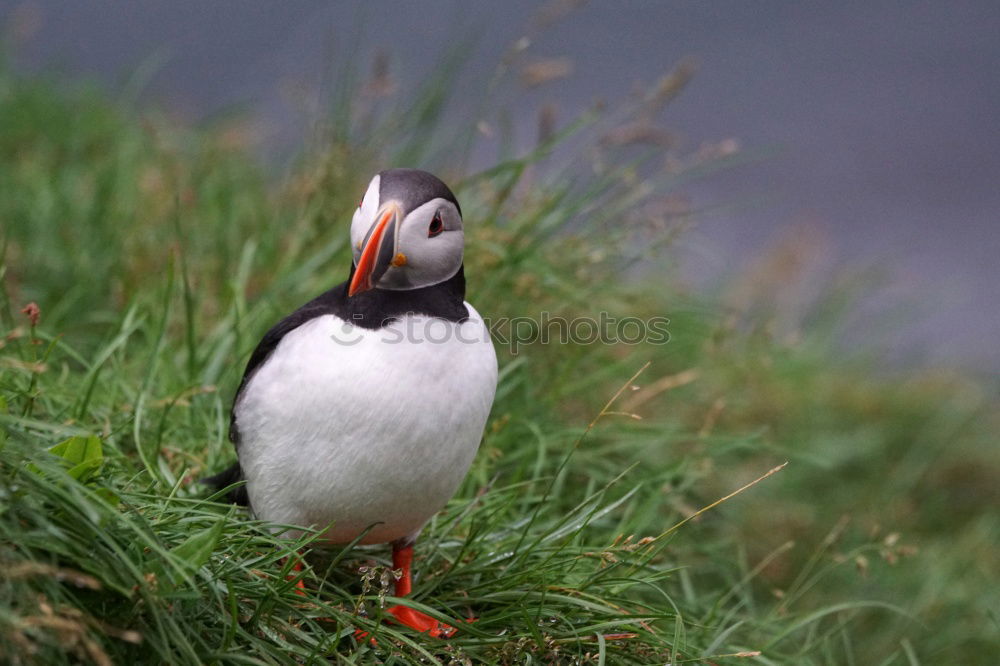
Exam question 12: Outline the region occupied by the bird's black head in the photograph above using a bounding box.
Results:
[349,169,464,297]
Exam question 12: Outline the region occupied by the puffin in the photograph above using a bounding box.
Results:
[206,168,498,637]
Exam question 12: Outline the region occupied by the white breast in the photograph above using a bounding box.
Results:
[234,303,497,544]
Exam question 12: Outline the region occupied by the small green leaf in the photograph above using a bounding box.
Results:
[172,519,225,575]
[49,434,102,462]
[49,435,104,482]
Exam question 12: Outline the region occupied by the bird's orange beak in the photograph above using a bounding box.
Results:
[349,206,399,297]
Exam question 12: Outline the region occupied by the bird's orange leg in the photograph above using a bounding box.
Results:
[283,552,306,596]
[384,541,458,638]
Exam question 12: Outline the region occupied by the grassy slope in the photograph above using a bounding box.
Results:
[0,60,997,665]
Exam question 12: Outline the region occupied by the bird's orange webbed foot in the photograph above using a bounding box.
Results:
[352,541,475,642]
[386,604,457,638]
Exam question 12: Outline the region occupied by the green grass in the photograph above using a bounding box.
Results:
[1,51,998,665]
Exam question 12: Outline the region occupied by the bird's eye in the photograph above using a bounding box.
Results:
[358,199,363,209]
[428,212,444,237]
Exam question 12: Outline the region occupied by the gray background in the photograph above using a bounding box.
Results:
[3,1,997,371]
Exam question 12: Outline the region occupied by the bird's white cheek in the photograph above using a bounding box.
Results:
[375,231,461,291]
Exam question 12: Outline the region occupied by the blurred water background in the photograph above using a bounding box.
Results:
[3,0,997,372]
